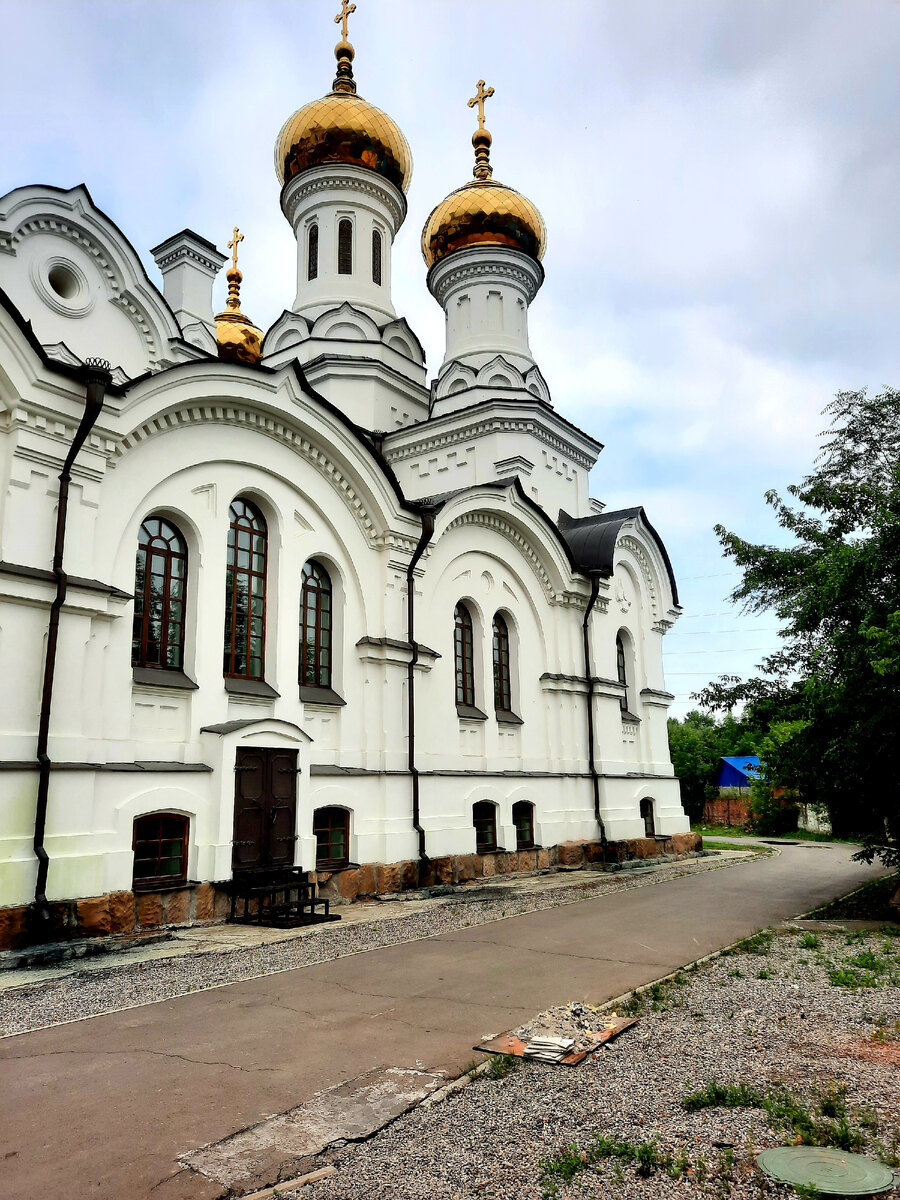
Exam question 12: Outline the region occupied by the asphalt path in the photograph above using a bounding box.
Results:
[0,844,886,1200]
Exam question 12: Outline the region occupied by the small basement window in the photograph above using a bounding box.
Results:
[473,801,498,853]
[512,800,535,849]
[314,806,350,868]
[133,813,188,889]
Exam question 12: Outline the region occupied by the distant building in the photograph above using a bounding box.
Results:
[703,756,761,826]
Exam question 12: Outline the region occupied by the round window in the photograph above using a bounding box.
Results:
[47,263,80,300]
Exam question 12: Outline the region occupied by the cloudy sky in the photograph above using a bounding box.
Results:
[4,0,899,715]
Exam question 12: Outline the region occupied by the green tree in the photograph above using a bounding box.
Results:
[667,710,758,823]
[697,387,900,865]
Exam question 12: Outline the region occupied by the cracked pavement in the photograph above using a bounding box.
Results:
[0,843,884,1200]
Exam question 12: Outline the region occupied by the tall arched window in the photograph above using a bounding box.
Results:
[132,516,187,670]
[454,602,475,707]
[492,613,512,713]
[224,498,267,679]
[338,218,353,274]
[307,223,319,281]
[300,560,332,688]
[640,797,656,838]
[372,229,382,285]
[616,634,629,713]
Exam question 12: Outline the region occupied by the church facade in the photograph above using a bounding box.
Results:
[0,15,689,944]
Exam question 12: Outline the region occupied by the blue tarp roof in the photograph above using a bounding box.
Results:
[716,756,762,787]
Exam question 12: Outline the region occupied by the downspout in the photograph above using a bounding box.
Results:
[31,358,112,930]
[406,508,435,863]
[582,571,607,846]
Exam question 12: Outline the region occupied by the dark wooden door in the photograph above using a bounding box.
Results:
[232,747,298,870]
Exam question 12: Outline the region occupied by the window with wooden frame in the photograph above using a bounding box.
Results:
[616,634,629,713]
[492,613,512,713]
[338,218,353,274]
[372,229,382,285]
[132,516,187,670]
[454,602,475,708]
[512,800,535,849]
[224,498,267,680]
[314,806,350,868]
[307,223,319,281]
[132,813,188,889]
[300,560,332,688]
[473,801,498,852]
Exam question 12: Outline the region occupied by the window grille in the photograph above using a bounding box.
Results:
[372,229,382,285]
[338,219,353,275]
[307,224,319,280]
[492,613,512,712]
[454,603,475,707]
[513,800,535,849]
[314,806,350,867]
[616,634,629,713]
[473,801,498,852]
[133,813,188,888]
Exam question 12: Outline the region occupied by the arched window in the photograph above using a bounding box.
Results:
[512,800,535,849]
[307,223,319,281]
[314,806,350,868]
[454,602,475,707]
[372,229,382,285]
[300,560,332,688]
[133,813,188,889]
[640,797,656,838]
[492,613,512,713]
[616,634,629,713]
[338,218,353,275]
[132,516,187,670]
[473,801,498,852]
[224,498,267,679]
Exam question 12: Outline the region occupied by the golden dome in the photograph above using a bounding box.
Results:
[422,79,545,270]
[275,91,412,193]
[422,179,546,269]
[215,229,263,366]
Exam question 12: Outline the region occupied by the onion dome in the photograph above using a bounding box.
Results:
[274,6,412,194]
[422,80,546,270]
[215,228,263,366]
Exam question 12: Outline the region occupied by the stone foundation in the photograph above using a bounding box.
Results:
[312,833,703,902]
[0,882,230,952]
[0,834,703,950]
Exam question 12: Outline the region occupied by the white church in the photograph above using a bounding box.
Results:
[0,9,691,945]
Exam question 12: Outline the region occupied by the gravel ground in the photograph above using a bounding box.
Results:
[291,927,900,1200]
[0,854,743,1037]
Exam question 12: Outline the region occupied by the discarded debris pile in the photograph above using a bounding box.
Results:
[475,1003,638,1067]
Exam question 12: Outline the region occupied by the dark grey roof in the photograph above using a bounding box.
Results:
[557,507,679,605]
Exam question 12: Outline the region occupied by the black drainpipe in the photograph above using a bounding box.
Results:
[31,358,112,932]
[406,508,435,864]
[582,571,607,846]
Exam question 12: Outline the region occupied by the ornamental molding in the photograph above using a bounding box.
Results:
[113,402,389,548]
[430,257,540,306]
[385,413,595,470]
[618,534,661,622]
[282,171,406,231]
[444,510,555,601]
[153,245,224,275]
[8,216,161,365]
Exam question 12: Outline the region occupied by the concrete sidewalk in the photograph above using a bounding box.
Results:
[0,843,885,1200]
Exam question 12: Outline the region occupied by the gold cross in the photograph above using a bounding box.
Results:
[227,226,243,272]
[467,79,495,130]
[334,0,356,40]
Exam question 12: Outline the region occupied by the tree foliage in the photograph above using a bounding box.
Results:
[696,388,900,864]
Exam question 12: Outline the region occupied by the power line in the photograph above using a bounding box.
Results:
[666,627,781,637]
[678,571,742,581]
[665,647,777,656]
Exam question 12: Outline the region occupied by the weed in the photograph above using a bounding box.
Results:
[539,1133,692,1197]
[798,932,821,949]
[847,949,891,973]
[818,1084,847,1120]
[460,1058,481,1079]
[793,1184,822,1199]
[757,968,773,979]
[683,1080,765,1111]
[828,966,880,989]
[539,1143,585,1197]
[737,930,775,955]
[485,1053,520,1080]
[729,968,745,978]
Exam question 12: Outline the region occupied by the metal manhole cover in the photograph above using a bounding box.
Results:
[757,1147,896,1195]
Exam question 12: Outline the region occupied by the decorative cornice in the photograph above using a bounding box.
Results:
[385,413,596,471]
[114,402,384,547]
[153,244,224,275]
[282,170,406,231]
[430,256,541,307]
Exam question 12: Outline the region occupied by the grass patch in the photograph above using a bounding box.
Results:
[484,1053,520,1080]
[539,1134,692,1198]
[702,838,768,853]
[807,875,900,923]
[682,1079,873,1153]
[727,929,774,956]
[798,931,821,949]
